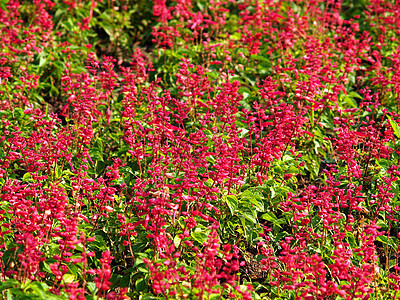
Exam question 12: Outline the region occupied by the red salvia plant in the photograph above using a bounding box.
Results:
[2,0,400,299]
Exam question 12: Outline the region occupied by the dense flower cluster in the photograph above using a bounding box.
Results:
[1,0,400,299]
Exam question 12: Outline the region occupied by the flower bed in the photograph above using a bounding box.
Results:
[1,0,400,299]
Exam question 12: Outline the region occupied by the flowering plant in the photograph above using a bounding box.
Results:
[1,0,400,299]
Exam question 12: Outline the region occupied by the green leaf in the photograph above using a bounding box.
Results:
[135,277,147,292]
[348,91,363,99]
[119,274,130,287]
[139,294,158,300]
[241,189,264,211]
[303,154,320,180]
[224,195,238,214]
[191,230,209,244]
[250,54,270,62]
[14,107,25,119]
[25,282,46,298]
[87,282,97,294]
[387,115,400,138]
[131,241,147,253]
[273,232,289,243]
[389,259,396,269]
[0,279,19,292]
[239,207,257,223]
[261,212,286,228]
[238,87,251,100]
[62,274,75,284]
[341,94,357,108]
[261,212,277,223]
[22,172,33,182]
[89,148,104,162]
[273,165,283,175]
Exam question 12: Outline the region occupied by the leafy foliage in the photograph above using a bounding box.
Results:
[1,0,400,299]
